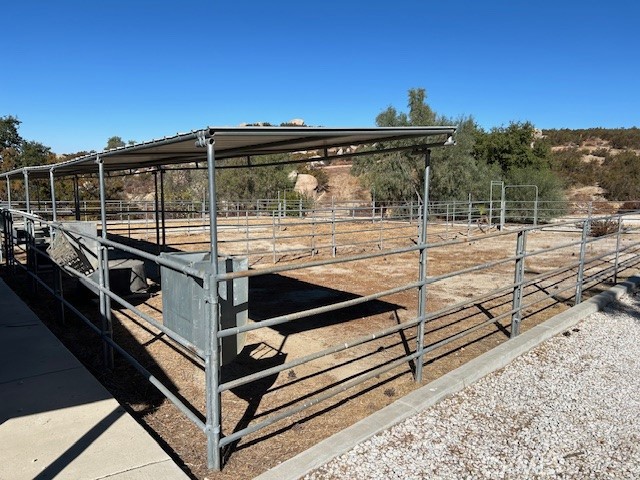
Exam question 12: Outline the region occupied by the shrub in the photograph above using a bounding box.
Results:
[589,219,619,237]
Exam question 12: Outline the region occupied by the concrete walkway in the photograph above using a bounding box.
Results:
[0,278,189,480]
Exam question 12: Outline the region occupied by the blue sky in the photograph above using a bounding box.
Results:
[2,0,639,154]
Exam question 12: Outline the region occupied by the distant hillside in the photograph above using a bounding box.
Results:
[545,127,640,202]
[543,127,640,150]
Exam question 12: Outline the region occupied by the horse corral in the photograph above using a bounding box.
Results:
[1,126,639,480]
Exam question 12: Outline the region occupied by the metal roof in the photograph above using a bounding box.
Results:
[1,126,456,180]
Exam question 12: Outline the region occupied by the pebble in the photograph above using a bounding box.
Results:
[304,292,640,479]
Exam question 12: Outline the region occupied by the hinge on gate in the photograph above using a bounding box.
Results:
[195,130,207,148]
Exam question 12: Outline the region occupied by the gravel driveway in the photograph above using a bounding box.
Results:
[304,292,640,479]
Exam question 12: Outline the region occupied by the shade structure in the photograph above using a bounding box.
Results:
[0,125,456,179]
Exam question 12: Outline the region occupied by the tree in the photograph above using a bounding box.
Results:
[17,140,53,168]
[0,116,22,151]
[214,154,295,202]
[473,122,550,173]
[0,115,24,172]
[352,88,495,203]
[106,136,126,150]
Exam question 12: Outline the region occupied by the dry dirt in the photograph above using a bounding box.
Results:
[2,218,638,480]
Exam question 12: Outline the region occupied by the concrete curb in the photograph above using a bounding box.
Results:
[255,275,640,480]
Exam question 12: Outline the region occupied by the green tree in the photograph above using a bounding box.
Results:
[473,122,550,173]
[106,136,126,150]
[17,140,53,168]
[352,88,495,203]
[0,115,24,173]
[505,167,566,222]
[214,154,294,202]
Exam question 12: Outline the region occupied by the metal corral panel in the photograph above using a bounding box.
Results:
[160,252,247,364]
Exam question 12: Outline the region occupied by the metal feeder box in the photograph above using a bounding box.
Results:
[160,251,248,365]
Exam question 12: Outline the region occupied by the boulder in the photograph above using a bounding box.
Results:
[294,173,318,198]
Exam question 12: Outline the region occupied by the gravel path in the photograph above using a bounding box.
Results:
[304,293,640,480]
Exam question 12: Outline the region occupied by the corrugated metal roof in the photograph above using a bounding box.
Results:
[1,126,456,179]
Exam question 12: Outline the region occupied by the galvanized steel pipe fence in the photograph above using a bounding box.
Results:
[2,201,640,472]
[13,197,639,265]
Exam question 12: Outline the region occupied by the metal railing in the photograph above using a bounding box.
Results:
[2,202,640,473]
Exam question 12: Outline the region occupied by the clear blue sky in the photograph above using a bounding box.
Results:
[2,0,639,154]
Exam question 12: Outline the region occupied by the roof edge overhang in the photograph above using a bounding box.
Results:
[0,125,456,180]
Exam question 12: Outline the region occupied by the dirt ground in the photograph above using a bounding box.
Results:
[2,218,638,480]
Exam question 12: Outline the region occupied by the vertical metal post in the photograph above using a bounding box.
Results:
[614,215,623,284]
[500,183,506,230]
[49,168,65,324]
[73,175,81,221]
[467,193,472,241]
[331,197,336,257]
[445,203,450,240]
[533,186,539,226]
[489,187,494,228]
[23,170,33,275]
[511,230,527,337]
[272,214,277,263]
[97,156,114,369]
[311,207,316,256]
[49,169,57,238]
[415,149,431,382]
[23,170,31,213]
[204,138,222,471]
[6,177,11,208]
[378,206,384,250]
[160,168,166,249]
[575,220,589,305]
[371,190,375,223]
[154,170,161,251]
[245,210,250,255]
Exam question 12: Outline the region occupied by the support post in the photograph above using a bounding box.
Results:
[23,170,34,284]
[575,220,589,305]
[73,175,81,220]
[245,210,250,255]
[48,169,66,325]
[500,183,506,231]
[23,170,31,213]
[467,193,472,241]
[533,186,539,226]
[445,203,450,239]
[154,169,161,251]
[272,214,277,263]
[415,149,431,382]
[6,177,11,208]
[160,167,167,249]
[511,230,527,337]
[204,137,222,471]
[614,215,623,284]
[97,157,114,369]
[331,197,336,257]
[49,169,57,238]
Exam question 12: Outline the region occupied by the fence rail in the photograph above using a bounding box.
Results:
[1,200,640,474]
